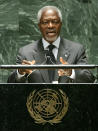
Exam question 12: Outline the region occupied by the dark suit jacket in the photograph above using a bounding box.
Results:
[7,38,95,83]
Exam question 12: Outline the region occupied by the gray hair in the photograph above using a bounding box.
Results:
[37,6,62,23]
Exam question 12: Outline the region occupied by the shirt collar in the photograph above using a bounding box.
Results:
[42,36,60,50]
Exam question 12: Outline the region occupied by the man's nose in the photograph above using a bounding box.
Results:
[48,22,53,28]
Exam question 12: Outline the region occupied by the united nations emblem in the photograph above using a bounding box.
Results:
[26,88,69,125]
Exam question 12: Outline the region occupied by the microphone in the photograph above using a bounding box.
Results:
[44,50,55,64]
[44,50,50,62]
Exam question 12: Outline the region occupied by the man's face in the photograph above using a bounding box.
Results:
[38,8,62,43]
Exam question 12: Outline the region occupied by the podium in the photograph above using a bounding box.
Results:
[0,84,98,131]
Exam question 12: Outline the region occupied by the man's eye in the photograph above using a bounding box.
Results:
[40,20,60,25]
[53,20,60,24]
[41,21,48,24]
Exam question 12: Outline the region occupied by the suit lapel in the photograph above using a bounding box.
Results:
[33,39,50,83]
[54,38,70,81]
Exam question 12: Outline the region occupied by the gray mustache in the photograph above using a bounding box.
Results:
[46,30,56,33]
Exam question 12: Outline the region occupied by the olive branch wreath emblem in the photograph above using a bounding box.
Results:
[26,89,69,125]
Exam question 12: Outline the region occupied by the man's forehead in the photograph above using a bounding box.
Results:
[46,9,54,14]
[42,15,59,20]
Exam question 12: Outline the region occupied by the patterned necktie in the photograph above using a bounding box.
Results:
[46,44,56,82]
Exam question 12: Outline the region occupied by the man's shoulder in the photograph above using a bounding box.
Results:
[18,40,41,56]
[62,38,83,49]
[62,38,85,52]
[20,40,39,50]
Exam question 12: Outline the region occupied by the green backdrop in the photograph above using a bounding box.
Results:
[0,0,98,82]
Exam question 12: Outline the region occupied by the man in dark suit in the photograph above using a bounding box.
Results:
[8,6,95,83]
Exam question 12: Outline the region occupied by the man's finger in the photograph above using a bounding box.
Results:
[22,60,31,65]
[60,57,68,65]
[31,60,35,64]
[25,69,33,74]
[22,60,35,65]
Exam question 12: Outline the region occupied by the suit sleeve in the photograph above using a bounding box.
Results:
[7,48,28,83]
[74,45,95,83]
[59,45,95,83]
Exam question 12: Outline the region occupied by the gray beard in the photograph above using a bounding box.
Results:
[45,35,58,43]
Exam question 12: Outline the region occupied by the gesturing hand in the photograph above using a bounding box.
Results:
[18,60,35,75]
[58,57,72,76]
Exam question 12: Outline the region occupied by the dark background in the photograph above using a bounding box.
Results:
[0,0,98,82]
[0,84,98,131]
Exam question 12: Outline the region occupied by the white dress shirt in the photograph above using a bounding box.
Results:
[42,36,60,60]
